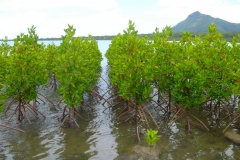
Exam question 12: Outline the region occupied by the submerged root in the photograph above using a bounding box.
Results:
[5,99,46,124]
[0,124,26,133]
[169,105,209,131]
[4,98,18,116]
[60,106,83,128]
[103,96,125,113]
[91,90,111,106]
[223,113,240,133]
[37,92,56,109]
[99,96,161,142]
[115,100,159,139]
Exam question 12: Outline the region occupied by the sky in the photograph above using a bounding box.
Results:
[0,0,240,39]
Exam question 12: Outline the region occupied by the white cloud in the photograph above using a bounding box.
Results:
[0,0,239,39]
[0,0,123,39]
[0,0,118,11]
[157,0,222,8]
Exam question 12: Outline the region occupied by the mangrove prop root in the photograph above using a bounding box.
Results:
[223,114,240,133]
[101,87,117,100]
[25,106,38,118]
[169,111,186,128]
[4,99,18,116]
[169,106,209,131]
[100,75,110,87]
[72,117,80,128]
[136,124,141,142]
[61,114,68,122]
[26,103,38,115]
[8,99,46,124]
[188,113,209,131]
[116,108,133,121]
[91,90,111,106]
[62,106,67,118]
[32,99,37,109]
[103,99,125,113]
[27,103,46,118]
[73,109,84,120]
[102,92,120,105]
[102,94,115,105]
[0,124,26,133]
[36,97,45,105]
[141,108,150,128]
[151,99,167,113]
[115,102,159,129]
[125,113,136,122]
[7,111,17,124]
[168,108,186,128]
[56,100,63,108]
[115,103,132,120]
[186,115,190,131]
[162,106,177,121]
[101,90,111,101]
[205,99,235,126]
[60,116,68,127]
[93,84,105,93]
[60,106,82,127]
[157,92,168,104]
[38,92,56,108]
[82,102,94,111]
[142,104,159,129]
[218,111,238,125]
[22,108,32,124]
[7,104,21,124]
[190,121,207,129]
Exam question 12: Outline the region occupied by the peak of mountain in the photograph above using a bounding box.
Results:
[188,11,201,18]
[172,11,240,33]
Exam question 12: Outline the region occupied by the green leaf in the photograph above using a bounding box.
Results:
[145,129,159,147]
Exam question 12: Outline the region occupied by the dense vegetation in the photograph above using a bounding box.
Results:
[106,21,159,133]
[56,25,102,127]
[106,21,240,133]
[0,38,10,113]
[0,25,102,128]
[0,21,239,136]
[2,26,48,123]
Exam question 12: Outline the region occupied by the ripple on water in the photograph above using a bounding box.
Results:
[85,115,118,159]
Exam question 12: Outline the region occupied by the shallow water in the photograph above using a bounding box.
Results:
[0,40,240,160]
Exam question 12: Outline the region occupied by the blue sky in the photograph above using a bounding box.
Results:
[0,0,239,39]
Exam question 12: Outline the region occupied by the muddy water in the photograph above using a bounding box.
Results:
[0,40,240,160]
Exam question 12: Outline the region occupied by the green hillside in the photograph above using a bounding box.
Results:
[172,11,240,33]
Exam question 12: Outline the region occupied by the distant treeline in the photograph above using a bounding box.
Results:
[3,32,239,42]
[38,36,116,41]
[138,32,240,41]
[91,32,240,41]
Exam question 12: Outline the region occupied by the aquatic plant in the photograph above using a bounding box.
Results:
[145,128,159,153]
[2,26,48,123]
[106,20,159,140]
[56,25,102,127]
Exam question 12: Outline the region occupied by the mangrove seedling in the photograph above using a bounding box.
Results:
[145,128,159,154]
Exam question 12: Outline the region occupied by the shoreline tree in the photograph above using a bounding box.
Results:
[2,26,48,124]
[56,25,102,127]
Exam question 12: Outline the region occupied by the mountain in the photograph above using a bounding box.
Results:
[172,11,240,33]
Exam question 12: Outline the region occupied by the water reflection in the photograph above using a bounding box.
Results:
[85,41,118,159]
